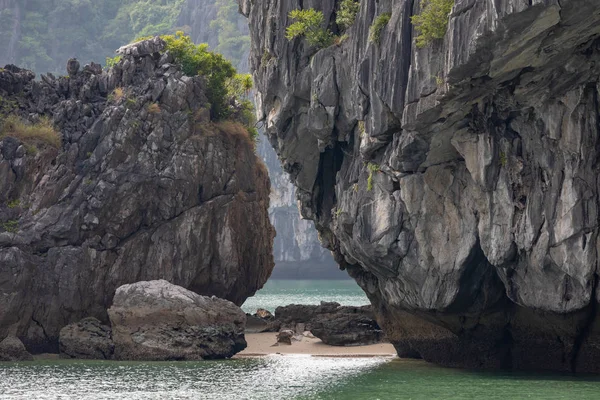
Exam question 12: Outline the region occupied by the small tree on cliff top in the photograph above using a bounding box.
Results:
[286,9,334,49]
[411,0,454,48]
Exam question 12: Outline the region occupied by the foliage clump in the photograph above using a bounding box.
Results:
[337,0,361,30]
[411,0,454,48]
[158,31,240,120]
[0,115,61,149]
[1,220,18,233]
[144,32,258,141]
[286,9,334,49]
[369,13,392,44]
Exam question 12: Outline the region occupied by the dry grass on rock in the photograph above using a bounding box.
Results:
[0,115,61,149]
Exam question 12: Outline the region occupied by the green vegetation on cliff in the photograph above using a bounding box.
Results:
[411,0,454,48]
[286,9,334,49]
[158,31,253,124]
[0,115,61,149]
[369,13,391,44]
[336,0,361,30]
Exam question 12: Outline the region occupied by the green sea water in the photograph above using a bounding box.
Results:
[241,279,369,313]
[2,358,600,399]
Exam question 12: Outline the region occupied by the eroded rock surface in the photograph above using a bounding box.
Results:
[0,37,274,353]
[0,335,33,361]
[241,0,600,372]
[108,280,247,361]
[59,317,114,360]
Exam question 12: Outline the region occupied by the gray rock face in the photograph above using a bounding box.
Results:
[257,134,342,279]
[310,307,384,347]
[108,280,247,360]
[0,335,33,361]
[241,0,600,372]
[178,0,339,279]
[0,37,274,353]
[59,318,114,360]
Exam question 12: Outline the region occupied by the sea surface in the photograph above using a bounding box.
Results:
[3,280,600,399]
[3,358,600,399]
[241,279,369,313]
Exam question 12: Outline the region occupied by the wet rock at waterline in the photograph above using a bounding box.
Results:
[0,335,33,361]
[241,0,600,372]
[273,302,384,346]
[59,318,114,360]
[108,280,247,361]
[0,37,274,354]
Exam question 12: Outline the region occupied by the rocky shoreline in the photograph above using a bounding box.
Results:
[1,279,386,362]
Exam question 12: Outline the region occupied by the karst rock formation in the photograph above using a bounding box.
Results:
[240,0,600,372]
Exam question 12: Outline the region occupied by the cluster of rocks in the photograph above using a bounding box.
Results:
[248,302,384,346]
[0,36,274,353]
[58,280,247,361]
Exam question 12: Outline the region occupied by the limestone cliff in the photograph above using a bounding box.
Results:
[241,0,600,372]
[178,0,340,278]
[0,37,274,353]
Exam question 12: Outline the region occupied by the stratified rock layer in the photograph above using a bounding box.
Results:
[241,0,600,372]
[108,280,247,360]
[0,37,274,353]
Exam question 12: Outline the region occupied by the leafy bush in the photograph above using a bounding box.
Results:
[337,0,361,30]
[105,55,122,68]
[369,13,391,44]
[286,9,334,49]
[161,31,237,119]
[226,74,254,99]
[411,0,454,48]
[0,115,61,149]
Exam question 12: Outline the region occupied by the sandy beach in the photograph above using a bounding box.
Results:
[236,332,397,357]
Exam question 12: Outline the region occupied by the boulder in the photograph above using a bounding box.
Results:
[255,308,273,319]
[246,314,267,333]
[273,302,384,346]
[311,308,384,346]
[276,329,294,345]
[108,280,247,361]
[0,335,33,361]
[59,317,114,360]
